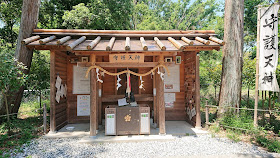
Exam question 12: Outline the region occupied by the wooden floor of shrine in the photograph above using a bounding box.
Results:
[44,121,208,140]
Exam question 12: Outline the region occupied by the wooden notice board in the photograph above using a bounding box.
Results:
[109,54,144,63]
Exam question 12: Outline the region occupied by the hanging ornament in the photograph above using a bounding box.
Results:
[160,72,164,81]
[96,68,103,83]
[139,76,145,90]
[126,72,131,98]
[101,71,105,77]
[157,67,160,74]
[116,75,122,90]
[157,67,164,81]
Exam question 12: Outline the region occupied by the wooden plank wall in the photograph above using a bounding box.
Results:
[165,52,186,121]
[54,51,68,130]
[184,51,197,126]
[65,54,188,123]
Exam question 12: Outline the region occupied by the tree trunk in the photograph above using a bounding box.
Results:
[218,0,244,117]
[1,0,40,115]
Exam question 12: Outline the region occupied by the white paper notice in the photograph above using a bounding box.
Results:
[118,98,127,106]
[106,114,116,135]
[77,95,90,116]
[55,76,62,89]
[140,113,149,133]
[164,93,176,102]
[164,65,180,92]
[191,107,196,118]
[73,65,90,94]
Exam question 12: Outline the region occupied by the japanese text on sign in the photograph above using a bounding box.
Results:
[109,54,144,63]
[259,5,280,92]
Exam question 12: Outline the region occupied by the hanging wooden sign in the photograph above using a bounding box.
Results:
[109,54,144,63]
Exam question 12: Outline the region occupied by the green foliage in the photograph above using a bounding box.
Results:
[132,0,222,30]
[0,49,27,95]
[220,110,256,132]
[226,129,241,142]
[39,0,91,28]
[0,0,22,46]
[0,99,50,156]
[26,51,50,94]
[256,135,280,153]
[62,0,133,30]
[242,53,256,89]
[62,3,92,29]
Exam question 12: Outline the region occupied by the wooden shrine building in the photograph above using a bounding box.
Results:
[22,29,223,136]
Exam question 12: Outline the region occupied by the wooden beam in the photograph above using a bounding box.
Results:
[87,36,101,50]
[140,37,148,51]
[195,37,210,45]
[154,37,166,51]
[102,95,153,102]
[90,54,97,136]
[34,29,216,34]
[66,36,86,50]
[74,51,177,56]
[168,37,184,50]
[50,51,56,132]
[158,55,165,134]
[106,37,116,51]
[77,62,159,68]
[22,35,40,44]
[195,53,201,128]
[181,37,194,45]
[125,37,130,51]
[57,36,71,45]
[39,35,56,44]
[209,36,225,45]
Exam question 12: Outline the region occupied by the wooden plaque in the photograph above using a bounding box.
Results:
[109,54,144,63]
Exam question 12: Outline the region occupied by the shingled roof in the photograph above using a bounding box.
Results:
[22,29,224,52]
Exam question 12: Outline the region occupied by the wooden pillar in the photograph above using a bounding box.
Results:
[195,53,202,128]
[158,55,165,134]
[153,56,158,125]
[50,51,56,132]
[90,54,97,136]
[98,82,102,125]
[96,80,99,130]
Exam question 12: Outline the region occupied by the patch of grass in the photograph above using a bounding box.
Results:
[256,135,280,153]
[226,129,241,142]
[0,99,50,157]
[209,111,280,153]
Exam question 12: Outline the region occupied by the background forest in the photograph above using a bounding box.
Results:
[0,0,260,103]
[1,0,280,155]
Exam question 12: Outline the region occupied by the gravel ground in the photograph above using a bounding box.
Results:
[11,135,278,158]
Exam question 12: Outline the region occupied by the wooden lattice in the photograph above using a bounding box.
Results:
[184,52,197,125]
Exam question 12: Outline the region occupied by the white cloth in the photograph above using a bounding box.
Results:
[259,5,279,92]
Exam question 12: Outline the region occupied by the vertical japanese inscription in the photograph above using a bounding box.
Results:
[259,5,279,92]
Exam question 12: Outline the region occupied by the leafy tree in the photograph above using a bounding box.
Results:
[132,0,221,30]
[0,49,27,133]
[62,0,133,30]
[25,51,50,108]
[0,0,22,47]
[62,3,92,29]
[242,53,256,106]
[39,0,91,28]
